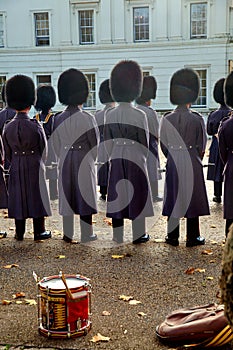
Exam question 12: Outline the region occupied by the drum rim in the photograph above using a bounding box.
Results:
[38,274,90,291]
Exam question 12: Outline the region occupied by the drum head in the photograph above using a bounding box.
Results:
[39,275,86,290]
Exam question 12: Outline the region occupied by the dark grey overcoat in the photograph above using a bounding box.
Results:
[0,136,7,208]
[95,105,112,187]
[218,115,233,219]
[136,103,161,181]
[2,113,51,219]
[104,102,154,220]
[207,105,231,182]
[53,106,99,216]
[0,107,15,135]
[160,106,210,218]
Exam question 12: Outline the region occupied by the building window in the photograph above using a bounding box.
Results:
[0,75,6,108]
[36,75,51,86]
[192,69,207,107]
[34,12,50,46]
[190,3,207,39]
[84,73,96,109]
[79,10,94,44]
[0,14,5,47]
[133,7,149,42]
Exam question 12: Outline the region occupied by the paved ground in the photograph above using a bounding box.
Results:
[0,146,232,350]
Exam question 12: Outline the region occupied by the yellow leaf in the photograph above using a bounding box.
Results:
[3,264,19,269]
[25,299,37,305]
[90,333,110,343]
[103,218,112,226]
[195,268,206,273]
[2,300,12,305]
[9,227,15,230]
[154,238,164,243]
[206,276,214,280]
[53,230,62,235]
[138,312,147,317]
[202,249,213,255]
[112,255,125,259]
[129,299,141,305]
[56,255,66,259]
[119,295,133,302]
[15,301,23,305]
[102,310,111,316]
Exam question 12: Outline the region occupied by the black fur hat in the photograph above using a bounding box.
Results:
[110,60,142,102]
[99,79,114,104]
[58,68,89,106]
[136,75,157,104]
[5,75,35,110]
[224,72,233,108]
[213,78,225,105]
[170,68,200,105]
[35,85,56,112]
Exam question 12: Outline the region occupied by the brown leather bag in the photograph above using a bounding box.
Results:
[156,303,233,347]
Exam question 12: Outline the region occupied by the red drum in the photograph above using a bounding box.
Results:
[37,274,91,338]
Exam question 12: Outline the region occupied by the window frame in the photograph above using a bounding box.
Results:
[35,74,52,87]
[33,11,51,47]
[78,9,95,45]
[83,72,97,110]
[133,6,150,43]
[0,13,6,48]
[190,2,207,39]
[191,67,208,108]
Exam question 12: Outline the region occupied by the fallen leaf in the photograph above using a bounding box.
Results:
[3,264,19,269]
[185,267,195,275]
[195,268,206,273]
[154,238,164,243]
[112,255,125,259]
[210,240,218,244]
[53,230,62,236]
[15,301,23,305]
[9,227,15,230]
[12,292,25,299]
[90,333,110,343]
[56,255,66,259]
[206,276,214,280]
[129,299,141,305]
[210,225,216,228]
[102,310,111,316]
[138,312,147,317]
[2,300,12,305]
[119,295,133,302]
[25,299,37,305]
[123,329,128,334]
[202,249,213,255]
[210,259,216,263]
[103,218,112,226]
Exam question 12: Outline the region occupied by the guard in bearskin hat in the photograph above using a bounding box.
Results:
[160,68,209,247]
[136,75,162,202]
[2,75,52,241]
[34,85,58,200]
[95,79,115,201]
[207,78,231,204]
[218,71,233,236]
[53,68,99,244]
[0,135,8,238]
[104,60,154,244]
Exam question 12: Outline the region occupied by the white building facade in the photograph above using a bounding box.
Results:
[0,0,233,114]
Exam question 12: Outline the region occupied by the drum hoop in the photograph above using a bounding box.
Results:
[38,274,90,292]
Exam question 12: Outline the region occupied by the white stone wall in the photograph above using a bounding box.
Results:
[0,0,232,113]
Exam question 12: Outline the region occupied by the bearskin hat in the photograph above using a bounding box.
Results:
[170,68,200,105]
[58,68,89,106]
[213,78,225,105]
[136,75,157,104]
[1,83,5,103]
[5,75,35,110]
[110,60,142,102]
[99,79,114,104]
[35,85,56,112]
[224,71,233,108]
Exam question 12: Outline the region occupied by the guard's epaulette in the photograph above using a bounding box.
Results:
[163,111,171,117]
[190,109,202,117]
